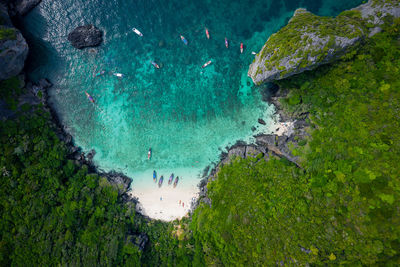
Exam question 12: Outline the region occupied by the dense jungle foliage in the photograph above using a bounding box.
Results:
[192,19,400,265]
[0,100,196,265]
[1,11,399,267]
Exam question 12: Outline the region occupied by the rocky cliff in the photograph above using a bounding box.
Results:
[0,2,28,81]
[248,0,400,85]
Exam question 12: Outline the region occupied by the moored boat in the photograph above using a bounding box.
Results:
[202,60,212,68]
[153,170,157,183]
[168,173,174,185]
[158,175,164,187]
[113,72,124,78]
[132,28,143,37]
[205,28,210,39]
[85,91,95,103]
[173,176,179,188]
[151,61,160,69]
[94,70,105,77]
[240,42,244,54]
[225,37,229,48]
[180,35,188,45]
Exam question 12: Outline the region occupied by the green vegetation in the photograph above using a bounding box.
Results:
[0,76,23,110]
[1,3,399,267]
[0,26,16,41]
[0,108,140,266]
[253,7,366,81]
[0,95,198,265]
[192,19,400,265]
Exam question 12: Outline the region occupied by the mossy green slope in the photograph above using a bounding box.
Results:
[248,0,400,85]
[194,19,400,265]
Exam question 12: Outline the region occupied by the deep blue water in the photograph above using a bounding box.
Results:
[21,0,363,194]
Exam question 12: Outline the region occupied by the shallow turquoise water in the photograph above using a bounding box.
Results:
[21,0,363,188]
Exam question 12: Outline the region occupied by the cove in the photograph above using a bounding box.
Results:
[20,0,363,220]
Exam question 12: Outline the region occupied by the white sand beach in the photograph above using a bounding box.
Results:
[128,168,201,221]
[127,116,293,222]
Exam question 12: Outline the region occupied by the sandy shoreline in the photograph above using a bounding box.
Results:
[127,119,293,221]
[128,168,200,221]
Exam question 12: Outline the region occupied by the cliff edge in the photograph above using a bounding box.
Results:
[0,3,28,81]
[248,0,400,85]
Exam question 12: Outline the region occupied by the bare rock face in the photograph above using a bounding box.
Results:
[354,0,400,37]
[248,8,365,84]
[67,25,103,49]
[248,0,400,85]
[0,27,29,81]
[10,0,42,16]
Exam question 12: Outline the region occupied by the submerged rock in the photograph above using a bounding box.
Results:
[248,0,400,85]
[67,25,103,49]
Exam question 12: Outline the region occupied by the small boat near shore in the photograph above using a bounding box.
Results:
[113,72,124,78]
[240,42,244,54]
[202,60,212,68]
[85,91,95,103]
[168,173,174,185]
[153,170,157,183]
[180,35,188,45]
[158,175,164,187]
[148,148,152,160]
[132,28,143,37]
[94,70,105,77]
[151,61,160,69]
[205,28,210,39]
[173,176,179,188]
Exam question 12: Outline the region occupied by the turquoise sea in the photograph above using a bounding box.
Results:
[20,0,363,214]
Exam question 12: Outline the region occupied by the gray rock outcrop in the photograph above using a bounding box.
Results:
[248,0,400,85]
[354,0,400,37]
[67,25,103,49]
[101,171,132,195]
[8,0,42,16]
[0,6,28,81]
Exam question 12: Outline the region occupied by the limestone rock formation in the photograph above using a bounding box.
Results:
[67,25,103,49]
[0,5,28,80]
[9,0,42,16]
[248,0,400,85]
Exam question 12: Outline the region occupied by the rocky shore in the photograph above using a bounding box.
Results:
[248,0,400,84]
[193,85,310,212]
[67,24,103,49]
[1,1,150,250]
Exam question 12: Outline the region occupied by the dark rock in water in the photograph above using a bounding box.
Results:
[102,171,132,195]
[68,25,103,49]
[202,165,210,178]
[9,0,42,16]
[38,78,52,89]
[69,145,79,154]
[86,149,96,160]
[0,3,13,26]
[258,118,266,125]
[64,133,72,144]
